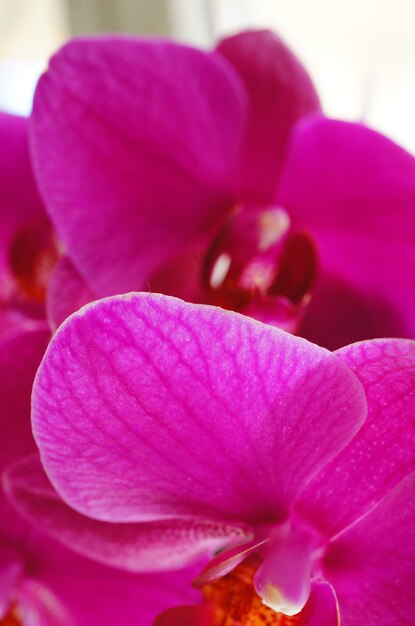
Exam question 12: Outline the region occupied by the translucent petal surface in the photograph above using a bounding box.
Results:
[295,338,415,537]
[33,293,366,526]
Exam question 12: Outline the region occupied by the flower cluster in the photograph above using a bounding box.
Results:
[1,29,415,626]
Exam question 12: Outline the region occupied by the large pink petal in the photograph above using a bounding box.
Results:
[33,293,366,527]
[5,455,251,572]
[277,116,415,348]
[216,30,320,203]
[323,472,415,626]
[294,338,415,538]
[30,37,247,296]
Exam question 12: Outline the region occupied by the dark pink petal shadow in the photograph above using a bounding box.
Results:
[0,328,49,475]
[0,112,46,304]
[154,604,214,626]
[323,472,415,626]
[32,293,366,526]
[217,30,320,203]
[0,327,49,552]
[46,256,97,331]
[30,37,247,296]
[298,271,406,350]
[278,116,415,348]
[299,581,340,626]
[294,338,415,538]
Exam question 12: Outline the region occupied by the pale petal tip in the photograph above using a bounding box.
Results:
[261,582,306,617]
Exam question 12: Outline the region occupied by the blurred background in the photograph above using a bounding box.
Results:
[0,0,414,152]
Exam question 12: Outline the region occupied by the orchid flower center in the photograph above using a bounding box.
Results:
[8,219,60,303]
[201,557,310,625]
[0,602,22,626]
[203,207,317,332]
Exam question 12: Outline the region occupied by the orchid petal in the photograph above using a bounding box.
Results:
[148,237,209,304]
[294,338,415,538]
[0,328,49,555]
[0,549,22,617]
[296,581,340,626]
[216,30,320,202]
[21,542,201,626]
[4,455,251,572]
[323,471,415,626]
[0,112,45,295]
[0,112,50,322]
[46,256,97,331]
[30,37,247,296]
[33,293,366,527]
[0,328,49,476]
[278,116,415,348]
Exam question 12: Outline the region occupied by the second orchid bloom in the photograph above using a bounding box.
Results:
[27,30,415,348]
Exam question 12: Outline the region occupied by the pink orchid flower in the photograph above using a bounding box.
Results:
[0,326,201,626]
[18,293,415,625]
[0,111,58,339]
[28,31,415,348]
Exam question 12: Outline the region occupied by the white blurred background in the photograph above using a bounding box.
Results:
[0,0,414,152]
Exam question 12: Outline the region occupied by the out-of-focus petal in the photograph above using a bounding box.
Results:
[278,117,415,348]
[294,338,415,538]
[21,538,201,626]
[0,328,49,475]
[323,472,415,626]
[216,30,320,203]
[30,37,247,296]
[46,256,97,331]
[147,238,208,304]
[0,112,46,304]
[0,548,22,616]
[5,455,252,572]
[0,327,49,549]
[0,112,44,249]
[33,293,366,527]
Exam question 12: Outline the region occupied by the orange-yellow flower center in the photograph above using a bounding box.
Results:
[201,559,310,626]
[0,601,22,626]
